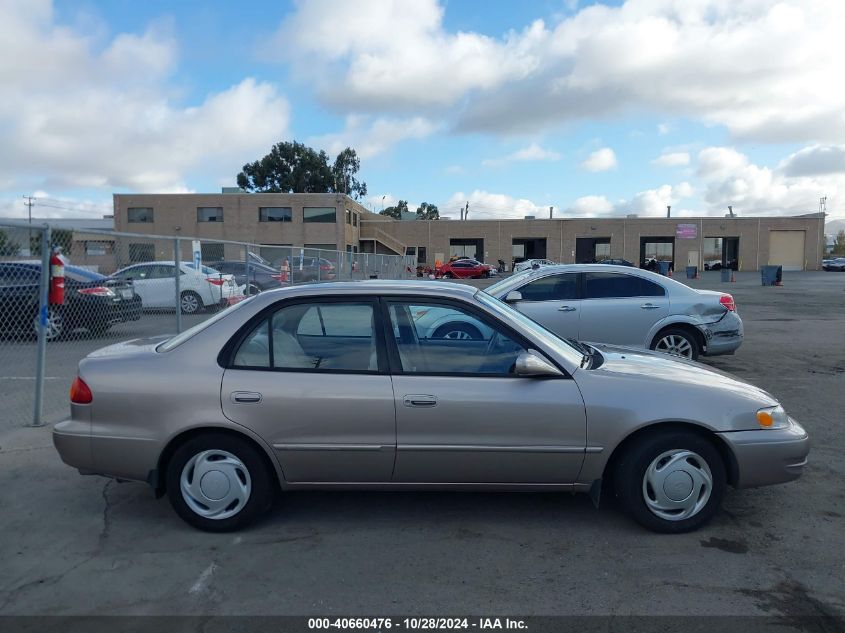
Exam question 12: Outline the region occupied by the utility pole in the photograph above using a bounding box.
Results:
[23,195,35,255]
[819,197,827,214]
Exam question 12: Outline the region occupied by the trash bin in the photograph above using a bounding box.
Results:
[685,266,697,279]
[761,265,782,286]
[658,260,671,276]
[720,268,732,282]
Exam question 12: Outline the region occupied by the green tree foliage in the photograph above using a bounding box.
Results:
[0,229,21,256]
[332,148,368,199]
[380,200,409,220]
[833,230,845,255]
[416,202,439,220]
[236,142,368,199]
[30,228,73,257]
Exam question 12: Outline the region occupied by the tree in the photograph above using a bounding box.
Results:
[380,200,408,220]
[833,230,845,255]
[416,202,439,220]
[332,148,368,200]
[30,228,73,257]
[0,229,21,256]
[236,142,368,199]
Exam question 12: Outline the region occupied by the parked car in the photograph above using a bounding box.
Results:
[597,258,635,267]
[55,280,808,533]
[513,259,557,273]
[485,264,742,360]
[110,262,244,314]
[0,262,141,340]
[270,256,336,282]
[206,260,287,294]
[822,257,845,271]
[436,259,495,279]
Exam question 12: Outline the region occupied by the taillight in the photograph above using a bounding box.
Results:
[270,274,285,281]
[320,265,332,271]
[78,286,114,297]
[69,377,93,404]
[720,294,736,311]
[206,277,225,286]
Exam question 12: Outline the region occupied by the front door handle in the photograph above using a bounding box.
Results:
[640,303,661,310]
[558,305,577,312]
[403,395,437,408]
[231,391,262,404]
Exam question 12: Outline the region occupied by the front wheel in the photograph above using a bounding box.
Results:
[614,431,726,533]
[166,433,274,532]
[442,272,453,279]
[651,327,700,360]
[432,322,482,340]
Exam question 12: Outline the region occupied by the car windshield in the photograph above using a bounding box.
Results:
[156,296,257,352]
[484,270,535,296]
[184,263,222,275]
[475,291,585,367]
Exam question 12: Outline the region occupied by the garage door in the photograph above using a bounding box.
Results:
[769,230,805,271]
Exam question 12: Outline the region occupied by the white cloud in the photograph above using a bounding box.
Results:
[0,0,290,194]
[657,123,672,136]
[310,115,437,160]
[697,146,843,215]
[580,148,617,172]
[779,145,845,177]
[443,190,553,220]
[567,182,693,217]
[652,151,690,167]
[568,195,614,215]
[483,142,561,166]
[272,0,845,144]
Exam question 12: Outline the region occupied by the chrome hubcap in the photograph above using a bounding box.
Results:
[34,309,63,340]
[642,449,713,521]
[181,294,199,313]
[655,334,693,358]
[180,450,251,520]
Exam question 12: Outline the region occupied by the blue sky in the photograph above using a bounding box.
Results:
[2,0,844,222]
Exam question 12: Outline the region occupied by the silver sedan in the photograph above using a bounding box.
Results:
[54,281,807,533]
[485,264,743,359]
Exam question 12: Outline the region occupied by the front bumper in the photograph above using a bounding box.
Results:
[718,416,809,488]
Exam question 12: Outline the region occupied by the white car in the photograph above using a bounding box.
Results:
[513,259,557,273]
[111,261,244,314]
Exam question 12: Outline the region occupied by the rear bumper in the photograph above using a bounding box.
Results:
[698,311,744,356]
[718,417,810,488]
[53,418,93,473]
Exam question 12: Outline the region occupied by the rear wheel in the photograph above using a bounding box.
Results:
[180,291,202,314]
[651,327,700,360]
[614,430,726,533]
[442,272,453,279]
[432,322,482,340]
[166,433,274,532]
[32,306,64,341]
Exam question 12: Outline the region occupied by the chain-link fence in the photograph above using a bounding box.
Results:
[0,222,416,429]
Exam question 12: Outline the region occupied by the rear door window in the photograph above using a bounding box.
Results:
[585,272,665,298]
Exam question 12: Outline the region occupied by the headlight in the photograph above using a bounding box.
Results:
[757,404,789,429]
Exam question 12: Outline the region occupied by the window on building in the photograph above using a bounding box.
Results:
[127,207,153,223]
[201,243,225,261]
[353,213,359,227]
[128,243,155,262]
[84,241,113,256]
[346,209,352,225]
[197,207,224,223]
[417,247,427,263]
[405,247,416,257]
[259,207,292,222]
[304,207,336,223]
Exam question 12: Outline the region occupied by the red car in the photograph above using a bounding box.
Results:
[436,259,494,279]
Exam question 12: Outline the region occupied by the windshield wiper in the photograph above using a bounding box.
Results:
[566,338,593,368]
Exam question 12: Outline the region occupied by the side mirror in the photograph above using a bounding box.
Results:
[514,351,563,377]
[504,290,522,303]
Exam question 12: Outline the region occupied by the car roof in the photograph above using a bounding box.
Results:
[508,263,695,287]
[245,280,478,304]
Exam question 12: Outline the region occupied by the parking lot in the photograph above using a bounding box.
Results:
[0,271,843,617]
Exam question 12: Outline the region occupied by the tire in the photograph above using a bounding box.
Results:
[442,272,453,279]
[247,284,261,295]
[32,306,64,341]
[614,430,727,533]
[166,433,274,532]
[481,271,490,279]
[180,291,202,315]
[432,322,483,340]
[651,327,700,360]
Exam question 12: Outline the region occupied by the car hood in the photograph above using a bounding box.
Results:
[586,343,777,406]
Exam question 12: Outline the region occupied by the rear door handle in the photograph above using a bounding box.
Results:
[403,395,437,408]
[640,303,661,309]
[231,391,262,404]
[558,305,577,312]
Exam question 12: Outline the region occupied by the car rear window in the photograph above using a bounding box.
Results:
[157,296,256,352]
[584,272,665,298]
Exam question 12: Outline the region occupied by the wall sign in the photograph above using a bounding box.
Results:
[676,223,698,239]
